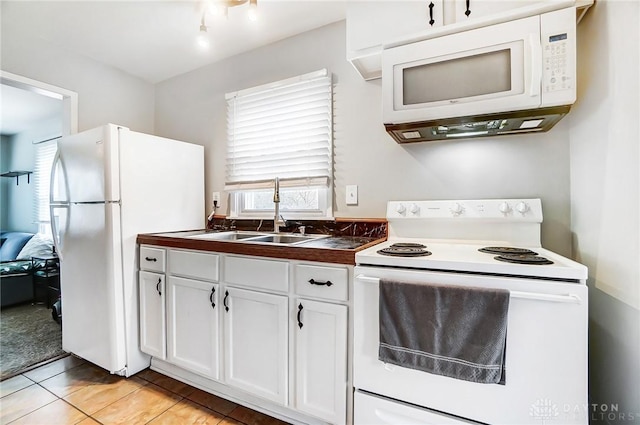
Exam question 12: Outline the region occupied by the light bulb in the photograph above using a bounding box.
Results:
[248,0,257,21]
[197,24,210,49]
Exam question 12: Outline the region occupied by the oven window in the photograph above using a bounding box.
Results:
[403,49,512,105]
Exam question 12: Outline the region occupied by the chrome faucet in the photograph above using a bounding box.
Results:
[273,177,285,233]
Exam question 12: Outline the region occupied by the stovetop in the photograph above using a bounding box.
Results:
[356,239,587,281]
[356,199,588,282]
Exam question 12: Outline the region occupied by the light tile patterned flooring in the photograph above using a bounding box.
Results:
[0,356,291,425]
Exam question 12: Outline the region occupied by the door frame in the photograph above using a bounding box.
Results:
[1,70,78,136]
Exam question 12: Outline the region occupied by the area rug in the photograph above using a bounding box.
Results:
[0,304,64,379]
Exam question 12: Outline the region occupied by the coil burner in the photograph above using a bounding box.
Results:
[478,247,538,255]
[377,243,432,257]
[494,253,554,265]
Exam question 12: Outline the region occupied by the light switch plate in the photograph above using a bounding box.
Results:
[346,185,358,205]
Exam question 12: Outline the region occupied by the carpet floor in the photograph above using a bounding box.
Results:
[0,303,64,380]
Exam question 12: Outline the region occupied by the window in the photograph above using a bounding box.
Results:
[34,140,57,235]
[225,69,333,219]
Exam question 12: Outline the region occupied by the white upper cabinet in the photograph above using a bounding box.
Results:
[453,0,546,22]
[347,0,592,80]
[346,0,444,80]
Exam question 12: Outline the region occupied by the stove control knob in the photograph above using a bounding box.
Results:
[450,202,464,216]
[409,203,420,215]
[499,202,512,215]
[396,204,406,215]
[515,201,530,215]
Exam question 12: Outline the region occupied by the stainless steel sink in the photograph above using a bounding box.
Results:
[186,231,268,241]
[186,231,327,245]
[247,234,318,245]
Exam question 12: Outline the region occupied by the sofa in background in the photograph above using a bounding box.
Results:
[1,232,55,308]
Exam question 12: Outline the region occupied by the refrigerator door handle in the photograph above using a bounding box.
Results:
[50,150,69,260]
[49,204,69,260]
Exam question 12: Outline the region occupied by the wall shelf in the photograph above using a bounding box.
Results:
[0,171,33,185]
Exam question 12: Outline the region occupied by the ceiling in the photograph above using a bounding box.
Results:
[2,0,347,84]
[1,1,346,137]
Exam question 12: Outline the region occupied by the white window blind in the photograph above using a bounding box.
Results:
[225,69,332,191]
[34,140,57,232]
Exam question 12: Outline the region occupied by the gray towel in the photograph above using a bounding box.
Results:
[379,279,509,384]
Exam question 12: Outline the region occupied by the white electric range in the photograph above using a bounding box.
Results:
[353,199,588,425]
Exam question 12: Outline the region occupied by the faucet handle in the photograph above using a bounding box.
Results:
[273,177,280,202]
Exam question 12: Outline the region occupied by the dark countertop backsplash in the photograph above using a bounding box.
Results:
[207,216,387,239]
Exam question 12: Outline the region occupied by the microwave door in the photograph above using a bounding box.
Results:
[383,14,542,124]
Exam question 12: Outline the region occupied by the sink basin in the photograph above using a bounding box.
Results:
[247,234,319,245]
[186,231,268,241]
[186,231,327,245]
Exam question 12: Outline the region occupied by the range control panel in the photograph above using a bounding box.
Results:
[386,199,543,222]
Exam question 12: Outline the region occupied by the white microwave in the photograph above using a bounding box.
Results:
[382,7,577,142]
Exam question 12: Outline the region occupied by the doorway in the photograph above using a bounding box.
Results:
[0,71,77,379]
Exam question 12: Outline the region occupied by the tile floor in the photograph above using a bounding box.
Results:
[0,356,291,425]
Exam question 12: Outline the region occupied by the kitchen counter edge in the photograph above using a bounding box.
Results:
[136,233,386,265]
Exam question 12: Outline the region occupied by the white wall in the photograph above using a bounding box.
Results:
[1,116,62,233]
[0,2,155,134]
[570,0,639,417]
[155,20,572,255]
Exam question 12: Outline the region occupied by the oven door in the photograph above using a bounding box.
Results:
[353,266,588,425]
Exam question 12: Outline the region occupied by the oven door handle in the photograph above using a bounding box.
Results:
[355,275,582,304]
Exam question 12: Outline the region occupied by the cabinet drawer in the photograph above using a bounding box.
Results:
[224,256,289,292]
[294,264,348,302]
[140,246,166,272]
[169,249,219,282]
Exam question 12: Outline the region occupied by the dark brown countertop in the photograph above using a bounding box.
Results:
[137,230,386,265]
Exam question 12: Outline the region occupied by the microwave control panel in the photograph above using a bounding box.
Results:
[543,33,571,92]
[540,6,576,104]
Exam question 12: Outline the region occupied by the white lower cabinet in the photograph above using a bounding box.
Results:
[294,298,348,424]
[139,248,351,424]
[167,276,220,380]
[223,286,289,405]
[139,271,166,360]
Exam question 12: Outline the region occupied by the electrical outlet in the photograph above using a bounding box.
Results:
[346,185,358,205]
[212,192,221,204]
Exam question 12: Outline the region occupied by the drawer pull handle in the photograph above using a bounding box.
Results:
[145,257,157,262]
[297,303,304,329]
[428,1,435,26]
[308,278,333,287]
[224,290,229,312]
[156,278,162,296]
[209,287,216,309]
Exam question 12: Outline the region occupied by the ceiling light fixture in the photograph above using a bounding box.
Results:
[205,0,258,22]
[197,0,258,48]
[196,15,210,49]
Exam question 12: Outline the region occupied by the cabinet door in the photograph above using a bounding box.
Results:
[167,276,220,380]
[139,271,165,359]
[295,299,348,424]
[347,0,444,80]
[454,0,545,22]
[223,287,288,405]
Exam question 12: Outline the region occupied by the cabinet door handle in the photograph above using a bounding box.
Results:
[428,2,435,26]
[297,303,304,329]
[223,290,229,312]
[156,277,162,296]
[465,0,471,17]
[145,257,157,262]
[209,287,216,309]
[308,278,333,287]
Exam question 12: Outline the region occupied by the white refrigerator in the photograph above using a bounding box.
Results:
[50,124,204,377]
